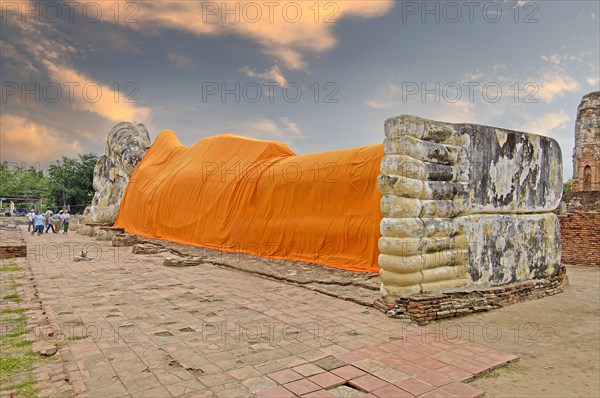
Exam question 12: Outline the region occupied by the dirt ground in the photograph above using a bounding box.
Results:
[431,265,600,397]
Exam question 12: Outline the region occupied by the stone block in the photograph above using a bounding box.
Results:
[132,243,165,255]
[32,341,58,356]
[379,115,562,298]
[96,226,124,241]
[112,233,140,247]
[163,257,204,267]
[78,225,92,236]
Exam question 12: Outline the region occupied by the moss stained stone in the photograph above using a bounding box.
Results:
[379,115,562,299]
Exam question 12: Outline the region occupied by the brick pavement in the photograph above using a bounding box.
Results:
[22,228,518,397]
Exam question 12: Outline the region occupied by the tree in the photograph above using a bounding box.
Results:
[46,154,97,213]
[0,161,49,197]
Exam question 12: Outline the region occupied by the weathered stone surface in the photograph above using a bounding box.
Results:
[78,224,92,236]
[77,223,109,237]
[572,91,600,191]
[95,226,124,241]
[163,256,204,267]
[89,122,151,224]
[379,115,563,298]
[132,243,165,254]
[32,341,58,356]
[467,124,563,212]
[94,229,110,241]
[112,233,140,247]
[459,213,561,287]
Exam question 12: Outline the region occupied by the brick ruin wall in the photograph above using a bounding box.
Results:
[559,212,600,266]
[561,91,600,265]
[0,224,27,259]
[558,192,600,266]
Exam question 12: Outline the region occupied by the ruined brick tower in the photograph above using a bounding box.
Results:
[572,91,600,191]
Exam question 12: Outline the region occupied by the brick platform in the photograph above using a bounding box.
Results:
[0,227,27,259]
[558,212,600,266]
[375,266,567,325]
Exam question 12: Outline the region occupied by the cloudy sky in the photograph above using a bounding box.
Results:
[1,0,598,180]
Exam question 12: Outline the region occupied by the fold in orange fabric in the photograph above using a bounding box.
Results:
[115,132,383,272]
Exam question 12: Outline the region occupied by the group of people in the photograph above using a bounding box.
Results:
[27,208,71,235]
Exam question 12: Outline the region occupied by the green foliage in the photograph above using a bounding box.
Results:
[1,375,38,398]
[1,293,21,303]
[45,153,97,212]
[0,264,23,272]
[0,162,48,199]
[563,179,573,193]
[0,353,37,376]
[1,308,25,314]
[67,335,88,341]
[43,153,98,213]
[0,269,39,394]
[1,153,97,213]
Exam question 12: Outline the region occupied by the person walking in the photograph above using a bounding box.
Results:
[53,211,61,233]
[33,211,44,236]
[9,201,15,217]
[44,208,55,233]
[26,209,35,232]
[61,210,70,234]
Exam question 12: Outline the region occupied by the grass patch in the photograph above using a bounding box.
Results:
[5,315,27,324]
[0,265,38,397]
[0,259,21,271]
[1,375,38,397]
[2,315,27,339]
[67,335,87,341]
[0,260,22,273]
[3,326,26,340]
[0,351,37,377]
[1,293,21,303]
[1,308,25,314]
[0,265,23,272]
[13,339,32,348]
[474,361,520,380]
[1,314,27,342]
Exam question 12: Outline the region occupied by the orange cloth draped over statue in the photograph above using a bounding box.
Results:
[115,132,384,273]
